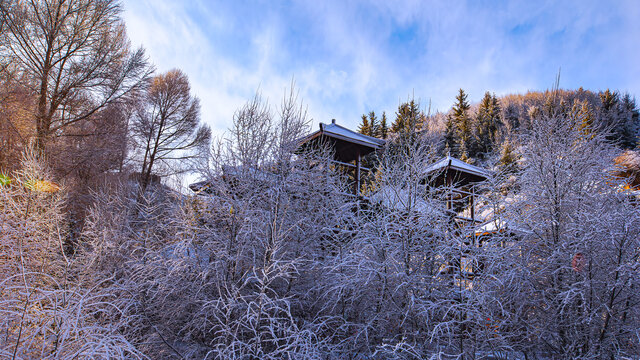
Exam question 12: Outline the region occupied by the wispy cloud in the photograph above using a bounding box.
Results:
[122,0,640,134]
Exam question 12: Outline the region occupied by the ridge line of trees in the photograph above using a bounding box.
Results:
[358,87,639,168]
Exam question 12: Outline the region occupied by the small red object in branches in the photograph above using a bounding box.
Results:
[572,253,585,272]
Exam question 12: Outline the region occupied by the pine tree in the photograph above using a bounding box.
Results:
[459,140,470,162]
[598,89,620,144]
[379,112,388,139]
[444,115,457,156]
[498,139,517,173]
[491,94,502,142]
[597,89,639,148]
[449,89,471,159]
[358,114,371,136]
[575,100,595,139]
[620,93,639,148]
[600,89,618,112]
[503,103,520,134]
[392,100,423,134]
[368,111,378,137]
[474,92,501,158]
[491,94,501,119]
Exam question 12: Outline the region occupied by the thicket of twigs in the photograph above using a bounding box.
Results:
[2,90,640,360]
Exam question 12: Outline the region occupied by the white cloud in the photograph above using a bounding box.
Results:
[122,0,640,136]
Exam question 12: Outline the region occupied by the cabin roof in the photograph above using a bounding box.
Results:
[296,120,385,163]
[424,155,491,180]
[315,121,386,149]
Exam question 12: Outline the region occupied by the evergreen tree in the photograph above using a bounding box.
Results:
[503,103,520,134]
[379,112,388,139]
[449,89,471,159]
[498,139,517,173]
[575,100,595,139]
[358,114,371,136]
[620,93,639,148]
[492,94,501,119]
[459,140,470,162]
[600,89,618,112]
[368,111,379,137]
[597,89,639,148]
[474,92,501,158]
[598,89,621,144]
[358,111,389,139]
[444,115,457,156]
[491,94,502,141]
[392,100,423,134]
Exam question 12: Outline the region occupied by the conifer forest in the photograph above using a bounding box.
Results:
[1,1,640,359]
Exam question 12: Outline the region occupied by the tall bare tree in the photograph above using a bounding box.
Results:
[0,0,151,152]
[130,69,210,192]
[0,66,35,171]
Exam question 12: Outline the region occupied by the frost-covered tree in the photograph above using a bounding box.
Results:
[317,129,485,357]
[0,149,143,359]
[494,93,640,359]
[82,85,350,358]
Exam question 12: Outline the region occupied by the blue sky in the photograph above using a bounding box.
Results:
[122,0,640,135]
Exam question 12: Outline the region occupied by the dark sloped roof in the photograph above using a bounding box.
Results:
[297,121,386,163]
[316,122,386,149]
[424,155,491,179]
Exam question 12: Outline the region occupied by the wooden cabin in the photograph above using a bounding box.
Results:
[423,155,491,224]
[296,119,386,196]
[193,120,493,221]
[190,120,385,198]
